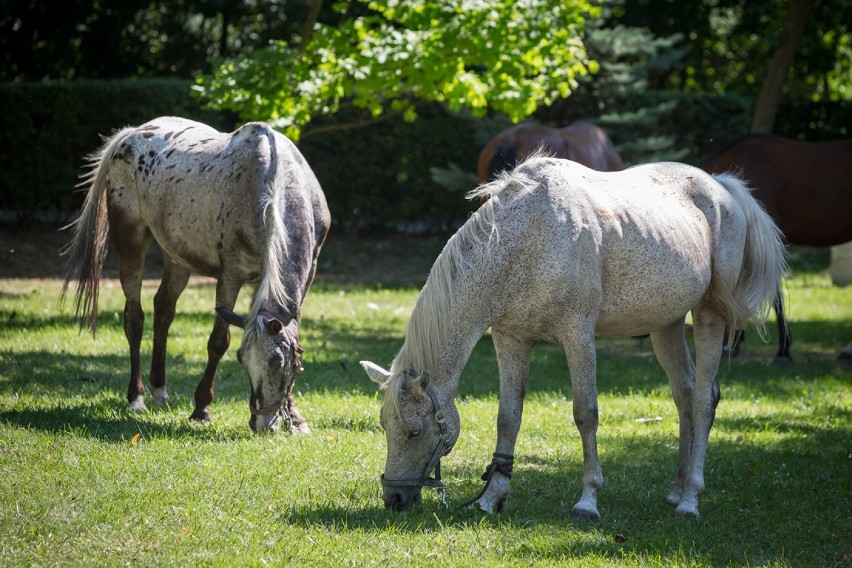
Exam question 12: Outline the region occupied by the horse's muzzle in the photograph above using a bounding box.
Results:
[249,409,285,434]
[382,485,423,510]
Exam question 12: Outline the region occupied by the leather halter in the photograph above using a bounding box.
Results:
[248,317,303,419]
[380,385,450,508]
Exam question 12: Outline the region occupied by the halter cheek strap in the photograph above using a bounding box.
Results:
[380,385,451,508]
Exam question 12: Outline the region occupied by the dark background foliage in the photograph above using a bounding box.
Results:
[1,0,849,232]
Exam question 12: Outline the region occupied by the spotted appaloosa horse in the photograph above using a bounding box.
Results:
[477,120,624,183]
[702,134,852,360]
[362,155,786,519]
[63,116,330,433]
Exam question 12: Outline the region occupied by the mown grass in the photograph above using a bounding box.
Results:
[0,241,849,567]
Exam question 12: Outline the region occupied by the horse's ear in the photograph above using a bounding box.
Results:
[360,361,391,384]
[416,369,431,390]
[216,307,245,329]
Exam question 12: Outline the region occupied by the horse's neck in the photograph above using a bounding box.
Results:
[397,265,493,394]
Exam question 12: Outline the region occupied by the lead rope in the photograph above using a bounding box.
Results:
[460,452,514,509]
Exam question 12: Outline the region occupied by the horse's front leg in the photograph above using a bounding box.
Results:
[477,330,533,513]
[563,325,604,520]
[149,257,190,407]
[190,276,241,422]
[676,309,726,517]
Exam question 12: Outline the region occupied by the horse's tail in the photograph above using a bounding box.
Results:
[486,142,518,181]
[711,172,788,342]
[61,126,137,333]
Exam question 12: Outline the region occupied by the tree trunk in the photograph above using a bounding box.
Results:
[300,0,324,50]
[750,0,817,134]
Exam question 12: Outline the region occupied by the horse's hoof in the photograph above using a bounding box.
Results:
[151,387,171,407]
[294,422,311,434]
[128,398,148,412]
[477,494,507,514]
[189,408,211,422]
[570,506,600,521]
[773,355,793,364]
[674,503,700,518]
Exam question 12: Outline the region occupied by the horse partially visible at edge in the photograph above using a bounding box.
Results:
[62,116,331,434]
[702,134,852,360]
[361,155,786,519]
[477,120,624,183]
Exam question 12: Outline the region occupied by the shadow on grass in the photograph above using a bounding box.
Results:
[278,428,849,565]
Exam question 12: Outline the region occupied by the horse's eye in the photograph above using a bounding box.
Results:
[408,429,422,439]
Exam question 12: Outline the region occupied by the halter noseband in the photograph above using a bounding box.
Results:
[380,384,450,508]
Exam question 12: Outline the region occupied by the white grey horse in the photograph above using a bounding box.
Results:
[361,155,787,518]
[63,116,330,433]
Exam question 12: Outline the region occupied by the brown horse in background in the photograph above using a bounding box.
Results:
[477,120,624,183]
[702,134,852,360]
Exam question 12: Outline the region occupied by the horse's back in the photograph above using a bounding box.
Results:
[489,159,731,337]
[702,134,852,246]
[105,117,326,278]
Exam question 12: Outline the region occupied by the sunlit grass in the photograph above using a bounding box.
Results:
[0,245,849,566]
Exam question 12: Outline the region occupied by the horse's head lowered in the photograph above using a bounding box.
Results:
[217,307,303,433]
[361,361,460,510]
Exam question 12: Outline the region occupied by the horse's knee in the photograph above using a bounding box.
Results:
[206,324,231,358]
[573,402,599,433]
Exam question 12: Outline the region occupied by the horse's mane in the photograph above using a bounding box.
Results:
[246,129,294,338]
[382,157,542,414]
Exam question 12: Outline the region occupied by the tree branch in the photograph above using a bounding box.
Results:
[300,109,407,138]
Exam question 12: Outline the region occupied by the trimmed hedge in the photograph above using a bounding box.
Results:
[0,79,230,221]
[2,79,848,231]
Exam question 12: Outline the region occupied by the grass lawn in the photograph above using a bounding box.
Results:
[0,231,850,567]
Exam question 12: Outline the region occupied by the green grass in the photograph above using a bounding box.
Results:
[0,242,850,567]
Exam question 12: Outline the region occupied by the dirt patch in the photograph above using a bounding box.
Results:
[0,223,444,287]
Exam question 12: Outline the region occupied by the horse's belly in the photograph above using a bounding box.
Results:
[595,236,712,336]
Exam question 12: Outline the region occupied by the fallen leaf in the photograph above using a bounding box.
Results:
[131,433,141,446]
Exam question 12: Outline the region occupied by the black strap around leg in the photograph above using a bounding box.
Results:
[460,453,514,509]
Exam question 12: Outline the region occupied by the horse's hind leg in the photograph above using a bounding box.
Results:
[149,255,191,407]
[674,308,726,517]
[561,324,604,520]
[650,318,696,507]
[114,228,153,412]
[773,290,793,362]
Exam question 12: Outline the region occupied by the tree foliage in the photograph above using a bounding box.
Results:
[0,0,314,80]
[611,0,851,102]
[195,0,601,140]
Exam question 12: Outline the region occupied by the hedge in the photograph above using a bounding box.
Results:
[1,79,847,231]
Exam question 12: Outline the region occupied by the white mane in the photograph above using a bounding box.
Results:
[383,160,541,410]
[247,134,294,332]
